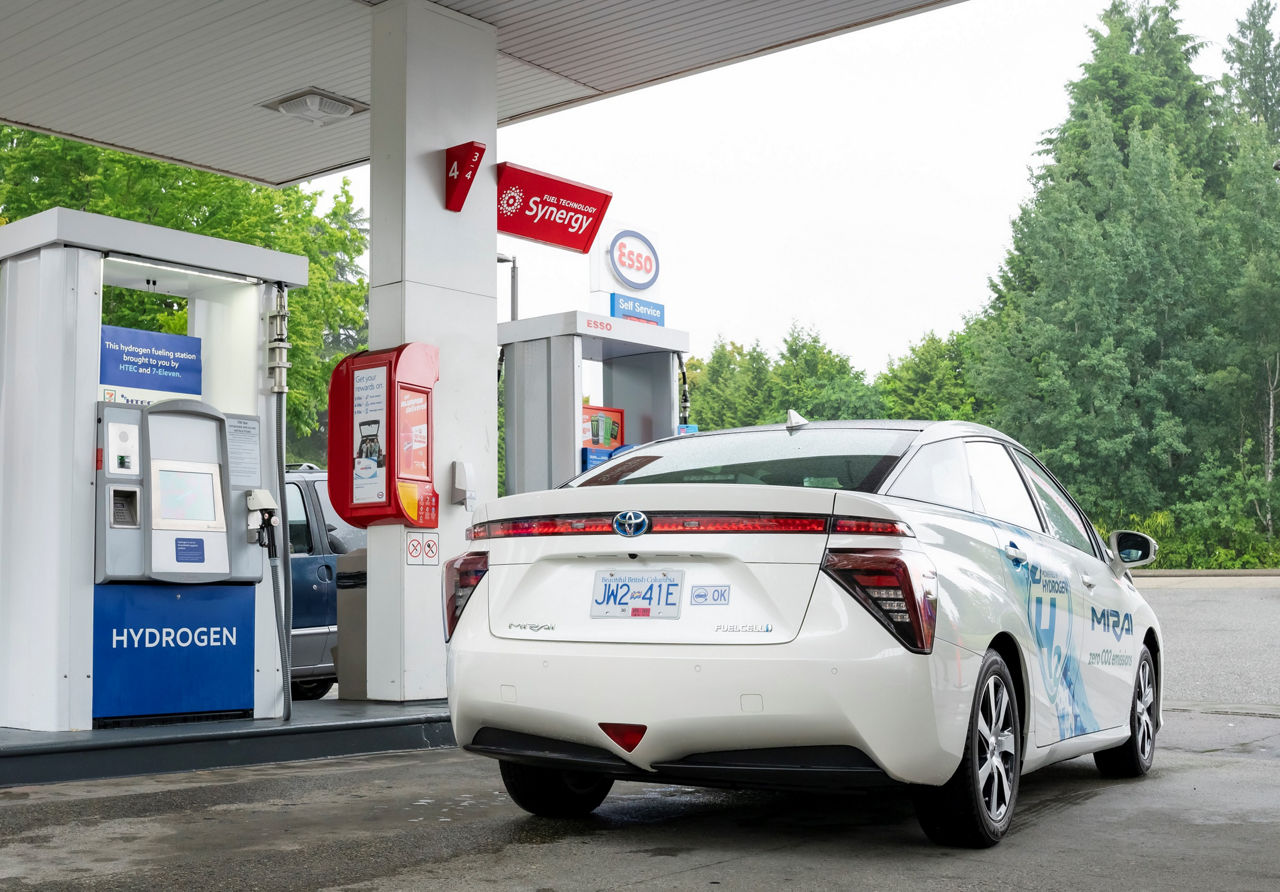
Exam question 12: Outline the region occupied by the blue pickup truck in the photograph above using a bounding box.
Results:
[284,465,366,699]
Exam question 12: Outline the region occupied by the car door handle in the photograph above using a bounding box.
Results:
[1081,573,1096,589]
[1004,543,1028,565]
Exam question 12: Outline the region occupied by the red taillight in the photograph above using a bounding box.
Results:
[443,551,488,641]
[468,513,833,539]
[470,516,614,539]
[468,513,911,539]
[823,550,936,653]
[600,722,647,753]
[831,517,913,536]
[650,514,828,533]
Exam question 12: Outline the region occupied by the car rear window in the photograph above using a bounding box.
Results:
[572,427,916,492]
[314,478,368,553]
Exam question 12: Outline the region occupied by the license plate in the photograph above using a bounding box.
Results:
[591,569,684,619]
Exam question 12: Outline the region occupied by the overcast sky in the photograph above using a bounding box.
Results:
[312,0,1250,379]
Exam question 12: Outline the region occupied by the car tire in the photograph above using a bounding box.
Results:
[1094,645,1157,778]
[915,649,1021,848]
[290,679,335,701]
[499,761,614,818]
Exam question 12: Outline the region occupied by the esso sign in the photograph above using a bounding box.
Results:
[608,230,660,291]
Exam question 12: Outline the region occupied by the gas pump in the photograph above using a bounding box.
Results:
[499,311,690,494]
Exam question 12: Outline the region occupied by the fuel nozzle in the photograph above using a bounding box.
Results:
[246,488,281,552]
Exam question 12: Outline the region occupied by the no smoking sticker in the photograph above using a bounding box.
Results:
[405,531,440,566]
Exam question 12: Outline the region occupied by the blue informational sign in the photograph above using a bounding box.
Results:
[609,293,665,327]
[174,538,206,563]
[93,583,255,719]
[100,325,202,395]
[582,447,613,470]
[677,424,699,435]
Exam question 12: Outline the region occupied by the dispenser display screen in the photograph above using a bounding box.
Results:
[157,470,217,522]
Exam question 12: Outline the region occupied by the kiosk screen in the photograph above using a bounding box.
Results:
[157,470,218,522]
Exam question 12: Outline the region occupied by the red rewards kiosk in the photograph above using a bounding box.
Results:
[328,343,440,528]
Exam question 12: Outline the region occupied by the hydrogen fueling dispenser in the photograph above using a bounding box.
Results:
[0,208,307,732]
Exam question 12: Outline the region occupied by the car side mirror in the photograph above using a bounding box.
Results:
[1109,530,1158,573]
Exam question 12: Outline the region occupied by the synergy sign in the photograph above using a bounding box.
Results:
[496,162,612,253]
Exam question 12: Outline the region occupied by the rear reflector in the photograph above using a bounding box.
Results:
[468,513,908,540]
[443,551,488,641]
[823,549,937,653]
[600,722,647,753]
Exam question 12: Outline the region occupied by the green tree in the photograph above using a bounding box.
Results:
[876,331,980,421]
[1053,1,1227,193]
[769,325,881,422]
[687,328,881,430]
[1217,121,1280,534]
[1224,0,1280,140]
[0,126,368,454]
[974,105,1228,521]
[688,339,775,430]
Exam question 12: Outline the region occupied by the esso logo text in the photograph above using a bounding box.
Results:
[608,230,660,291]
[586,317,613,332]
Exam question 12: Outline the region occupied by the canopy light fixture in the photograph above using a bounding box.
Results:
[106,256,258,285]
[262,88,369,126]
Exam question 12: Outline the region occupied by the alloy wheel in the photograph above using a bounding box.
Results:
[1135,657,1155,763]
[976,673,1017,823]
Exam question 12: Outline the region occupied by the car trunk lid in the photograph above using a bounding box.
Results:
[475,484,896,645]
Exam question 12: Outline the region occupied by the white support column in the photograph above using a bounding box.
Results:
[0,247,101,731]
[504,335,584,494]
[366,0,497,700]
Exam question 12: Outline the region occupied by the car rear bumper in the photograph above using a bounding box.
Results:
[465,727,896,791]
[447,581,982,786]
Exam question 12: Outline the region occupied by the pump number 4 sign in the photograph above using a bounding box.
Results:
[445,141,486,212]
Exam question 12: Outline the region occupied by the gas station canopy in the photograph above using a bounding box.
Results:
[0,0,960,186]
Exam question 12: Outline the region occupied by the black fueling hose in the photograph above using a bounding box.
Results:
[677,353,690,426]
[266,492,290,722]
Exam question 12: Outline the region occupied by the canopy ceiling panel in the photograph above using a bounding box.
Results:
[0,0,960,186]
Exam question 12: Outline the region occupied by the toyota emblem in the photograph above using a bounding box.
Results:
[612,510,650,538]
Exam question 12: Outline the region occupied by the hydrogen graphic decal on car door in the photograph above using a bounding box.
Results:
[1026,556,1098,739]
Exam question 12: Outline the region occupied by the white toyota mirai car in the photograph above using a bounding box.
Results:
[444,420,1162,846]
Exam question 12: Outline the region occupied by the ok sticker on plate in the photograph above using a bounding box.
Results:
[690,585,730,606]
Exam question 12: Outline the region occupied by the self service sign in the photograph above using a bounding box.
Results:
[610,293,664,326]
[496,162,612,253]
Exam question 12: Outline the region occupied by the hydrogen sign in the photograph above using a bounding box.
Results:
[93,583,255,719]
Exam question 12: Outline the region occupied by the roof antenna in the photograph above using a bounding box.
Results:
[785,409,809,431]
